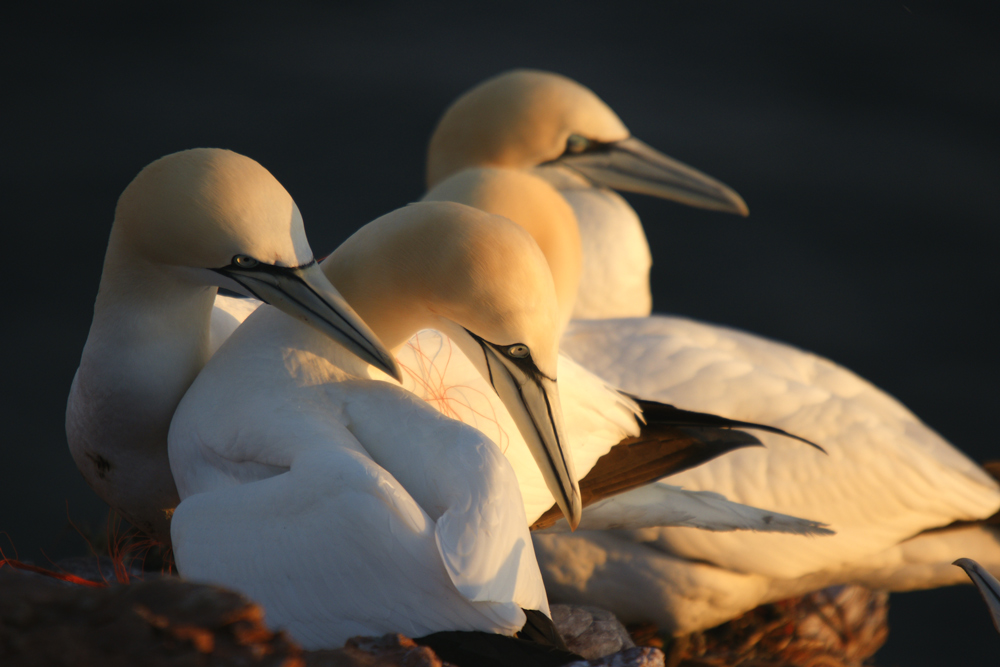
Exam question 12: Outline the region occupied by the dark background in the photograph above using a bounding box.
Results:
[3,2,998,664]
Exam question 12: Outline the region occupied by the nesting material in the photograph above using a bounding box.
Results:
[669,585,888,667]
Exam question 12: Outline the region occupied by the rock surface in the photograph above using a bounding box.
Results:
[0,567,301,666]
[552,604,636,659]
[1,564,667,666]
[8,561,878,666]
[0,566,453,666]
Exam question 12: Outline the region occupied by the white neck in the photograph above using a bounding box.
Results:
[531,166,653,319]
[69,231,217,459]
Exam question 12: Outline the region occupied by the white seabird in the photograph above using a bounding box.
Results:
[139,156,819,545]
[426,68,746,321]
[422,70,1000,634]
[396,327,829,537]
[168,201,587,647]
[66,148,399,544]
[419,167,824,531]
[169,199,828,648]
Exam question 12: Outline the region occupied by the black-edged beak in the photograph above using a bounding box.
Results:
[213,259,401,382]
[551,136,749,216]
[954,558,1000,634]
[467,332,582,530]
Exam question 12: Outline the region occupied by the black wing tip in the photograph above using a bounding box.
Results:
[674,426,763,450]
[628,395,827,454]
[745,424,826,454]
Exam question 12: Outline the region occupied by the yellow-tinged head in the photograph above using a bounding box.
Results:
[108,147,399,380]
[327,201,560,371]
[115,148,312,270]
[427,69,629,188]
[325,201,581,527]
[427,70,748,216]
[423,167,582,333]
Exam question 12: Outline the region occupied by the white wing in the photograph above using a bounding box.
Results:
[535,523,1000,635]
[396,329,832,538]
[170,308,546,649]
[559,315,1000,578]
[335,380,546,613]
[396,329,641,524]
[538,483,833,534]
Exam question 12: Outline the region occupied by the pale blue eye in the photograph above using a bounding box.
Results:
[566,134,589,154]
[508,344,529,358]
[233,255,259,268]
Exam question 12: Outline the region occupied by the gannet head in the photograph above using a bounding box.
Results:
[325,201,582,528]
[115,148,400,380]
[423,167,582,333]
[427,69,748,216]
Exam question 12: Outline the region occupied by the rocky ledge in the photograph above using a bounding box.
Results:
[0,563,663,667]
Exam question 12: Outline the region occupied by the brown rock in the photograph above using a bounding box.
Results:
[0,568,457,667]
[0,567,302,666]
[305,634,452,666]
[1,563,668,667]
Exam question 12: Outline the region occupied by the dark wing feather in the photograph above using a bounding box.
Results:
[530,397,823,531]
[529,401,766,531]
[628,396,825,452]
[415,609,581,667]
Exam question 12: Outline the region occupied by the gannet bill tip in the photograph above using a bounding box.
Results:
[954,557,1000,634]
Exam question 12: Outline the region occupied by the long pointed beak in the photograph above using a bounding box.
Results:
[554,136,749,216]
[954,558,1000,634]
[213,260,401,381]
[474,339,581,529]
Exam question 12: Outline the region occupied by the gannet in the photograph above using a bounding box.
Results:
[167,201,579,646]
[423,70,1000,634]
[420,167,821,522]
[395,327,829,537]
[67,148,399,544]
[426,68,747,321]
[168,200,827,648]
[136,154,820,543]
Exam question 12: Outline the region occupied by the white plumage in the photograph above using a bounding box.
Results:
[168,199,827,648]
[423,69,1000,634]
[171,304,545,648]
[543,169,653,319]
[208,293,261,355]
[562,316,997,576]
[170,201,590,646]
[537,317,1000,632]
[66,148,396,544]
[396,329,829,536]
